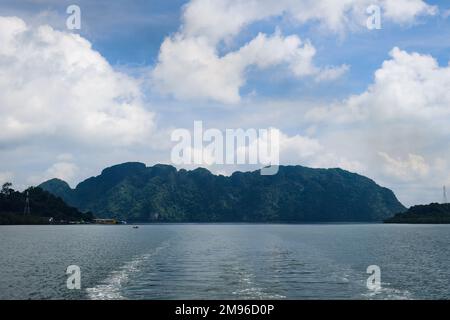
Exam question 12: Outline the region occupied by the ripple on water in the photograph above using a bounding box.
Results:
[85,242,169,300]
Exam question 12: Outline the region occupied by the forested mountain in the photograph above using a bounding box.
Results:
[40,162,406,222]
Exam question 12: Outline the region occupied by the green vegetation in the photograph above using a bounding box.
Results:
[384,203,450,224]
[0,183,94,225]
[40,162,405,223]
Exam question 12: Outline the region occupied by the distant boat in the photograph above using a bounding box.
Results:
[133,226,139,229]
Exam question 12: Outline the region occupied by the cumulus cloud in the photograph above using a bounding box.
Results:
[149,0,438,104]
[378,152,430,181]
[0,16,155,148]
[382,0,437,23]
[277,131,366,173]
[307,47,450,124]
[153,31,331,104]
[314,65,351,82]
[182,0,436,39]
[302,47,450,204]
[169,124,363,177]
[28,160,79,187]
[0,15,161,188]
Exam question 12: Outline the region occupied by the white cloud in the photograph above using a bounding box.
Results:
[152,0,435,104]
[182,0,436,39]
[0,16,27,55]
[47,161,78,182]
[28,161,79,187]
[152,35,243,104]
[278,131,366,173]
[168,126,364,177]
[301,47,450,205]
[0,16,155,148]
[56,153,75,162]
[153,31,333,104]
[307,47,450,124]
[0,16,162,188]
[0,171,14,185]
[367,48,450,120]
[279,132,323,158]
[314,64,351,82]
[379,152,430,181]
[382,0,437,23]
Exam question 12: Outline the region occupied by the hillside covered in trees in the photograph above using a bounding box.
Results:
[40,162,406,223]
[0,183,93,224]
[385,203,450,224]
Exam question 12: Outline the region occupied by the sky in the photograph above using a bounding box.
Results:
[1,0,450,206]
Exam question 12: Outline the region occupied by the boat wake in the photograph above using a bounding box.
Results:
[361,280,412,300]
[86,242,169,300]
[362,286,412,300]
[231,268,286,300]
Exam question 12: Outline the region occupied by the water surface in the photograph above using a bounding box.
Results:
[0,224,449,299]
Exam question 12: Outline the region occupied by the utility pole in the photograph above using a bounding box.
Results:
[444,186,448,204]
[24,190,31,215]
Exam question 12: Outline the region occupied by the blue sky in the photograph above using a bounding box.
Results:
[1,0,449,100]
[1,0,450,206]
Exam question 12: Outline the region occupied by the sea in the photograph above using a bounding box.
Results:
[0,224,449,300]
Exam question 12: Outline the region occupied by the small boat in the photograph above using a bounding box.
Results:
[132,226,139,229]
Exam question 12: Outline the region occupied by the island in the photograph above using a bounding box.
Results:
[384,203,450,224]
[39,162,406,223]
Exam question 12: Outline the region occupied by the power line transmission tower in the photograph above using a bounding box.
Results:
[24,190,31,215]
[444,186,448,204]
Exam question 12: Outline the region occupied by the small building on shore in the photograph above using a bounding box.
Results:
[93,218,118,225]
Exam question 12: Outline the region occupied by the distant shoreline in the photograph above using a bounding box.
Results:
[3,221,449,226]
[384,203,450,224]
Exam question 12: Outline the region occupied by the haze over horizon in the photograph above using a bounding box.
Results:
[1,0,450,207]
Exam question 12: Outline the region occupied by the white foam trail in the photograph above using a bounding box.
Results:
[362,286,412,300]
[86,243,168,300]
[362,280,412,300]
[232,269,286,299]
